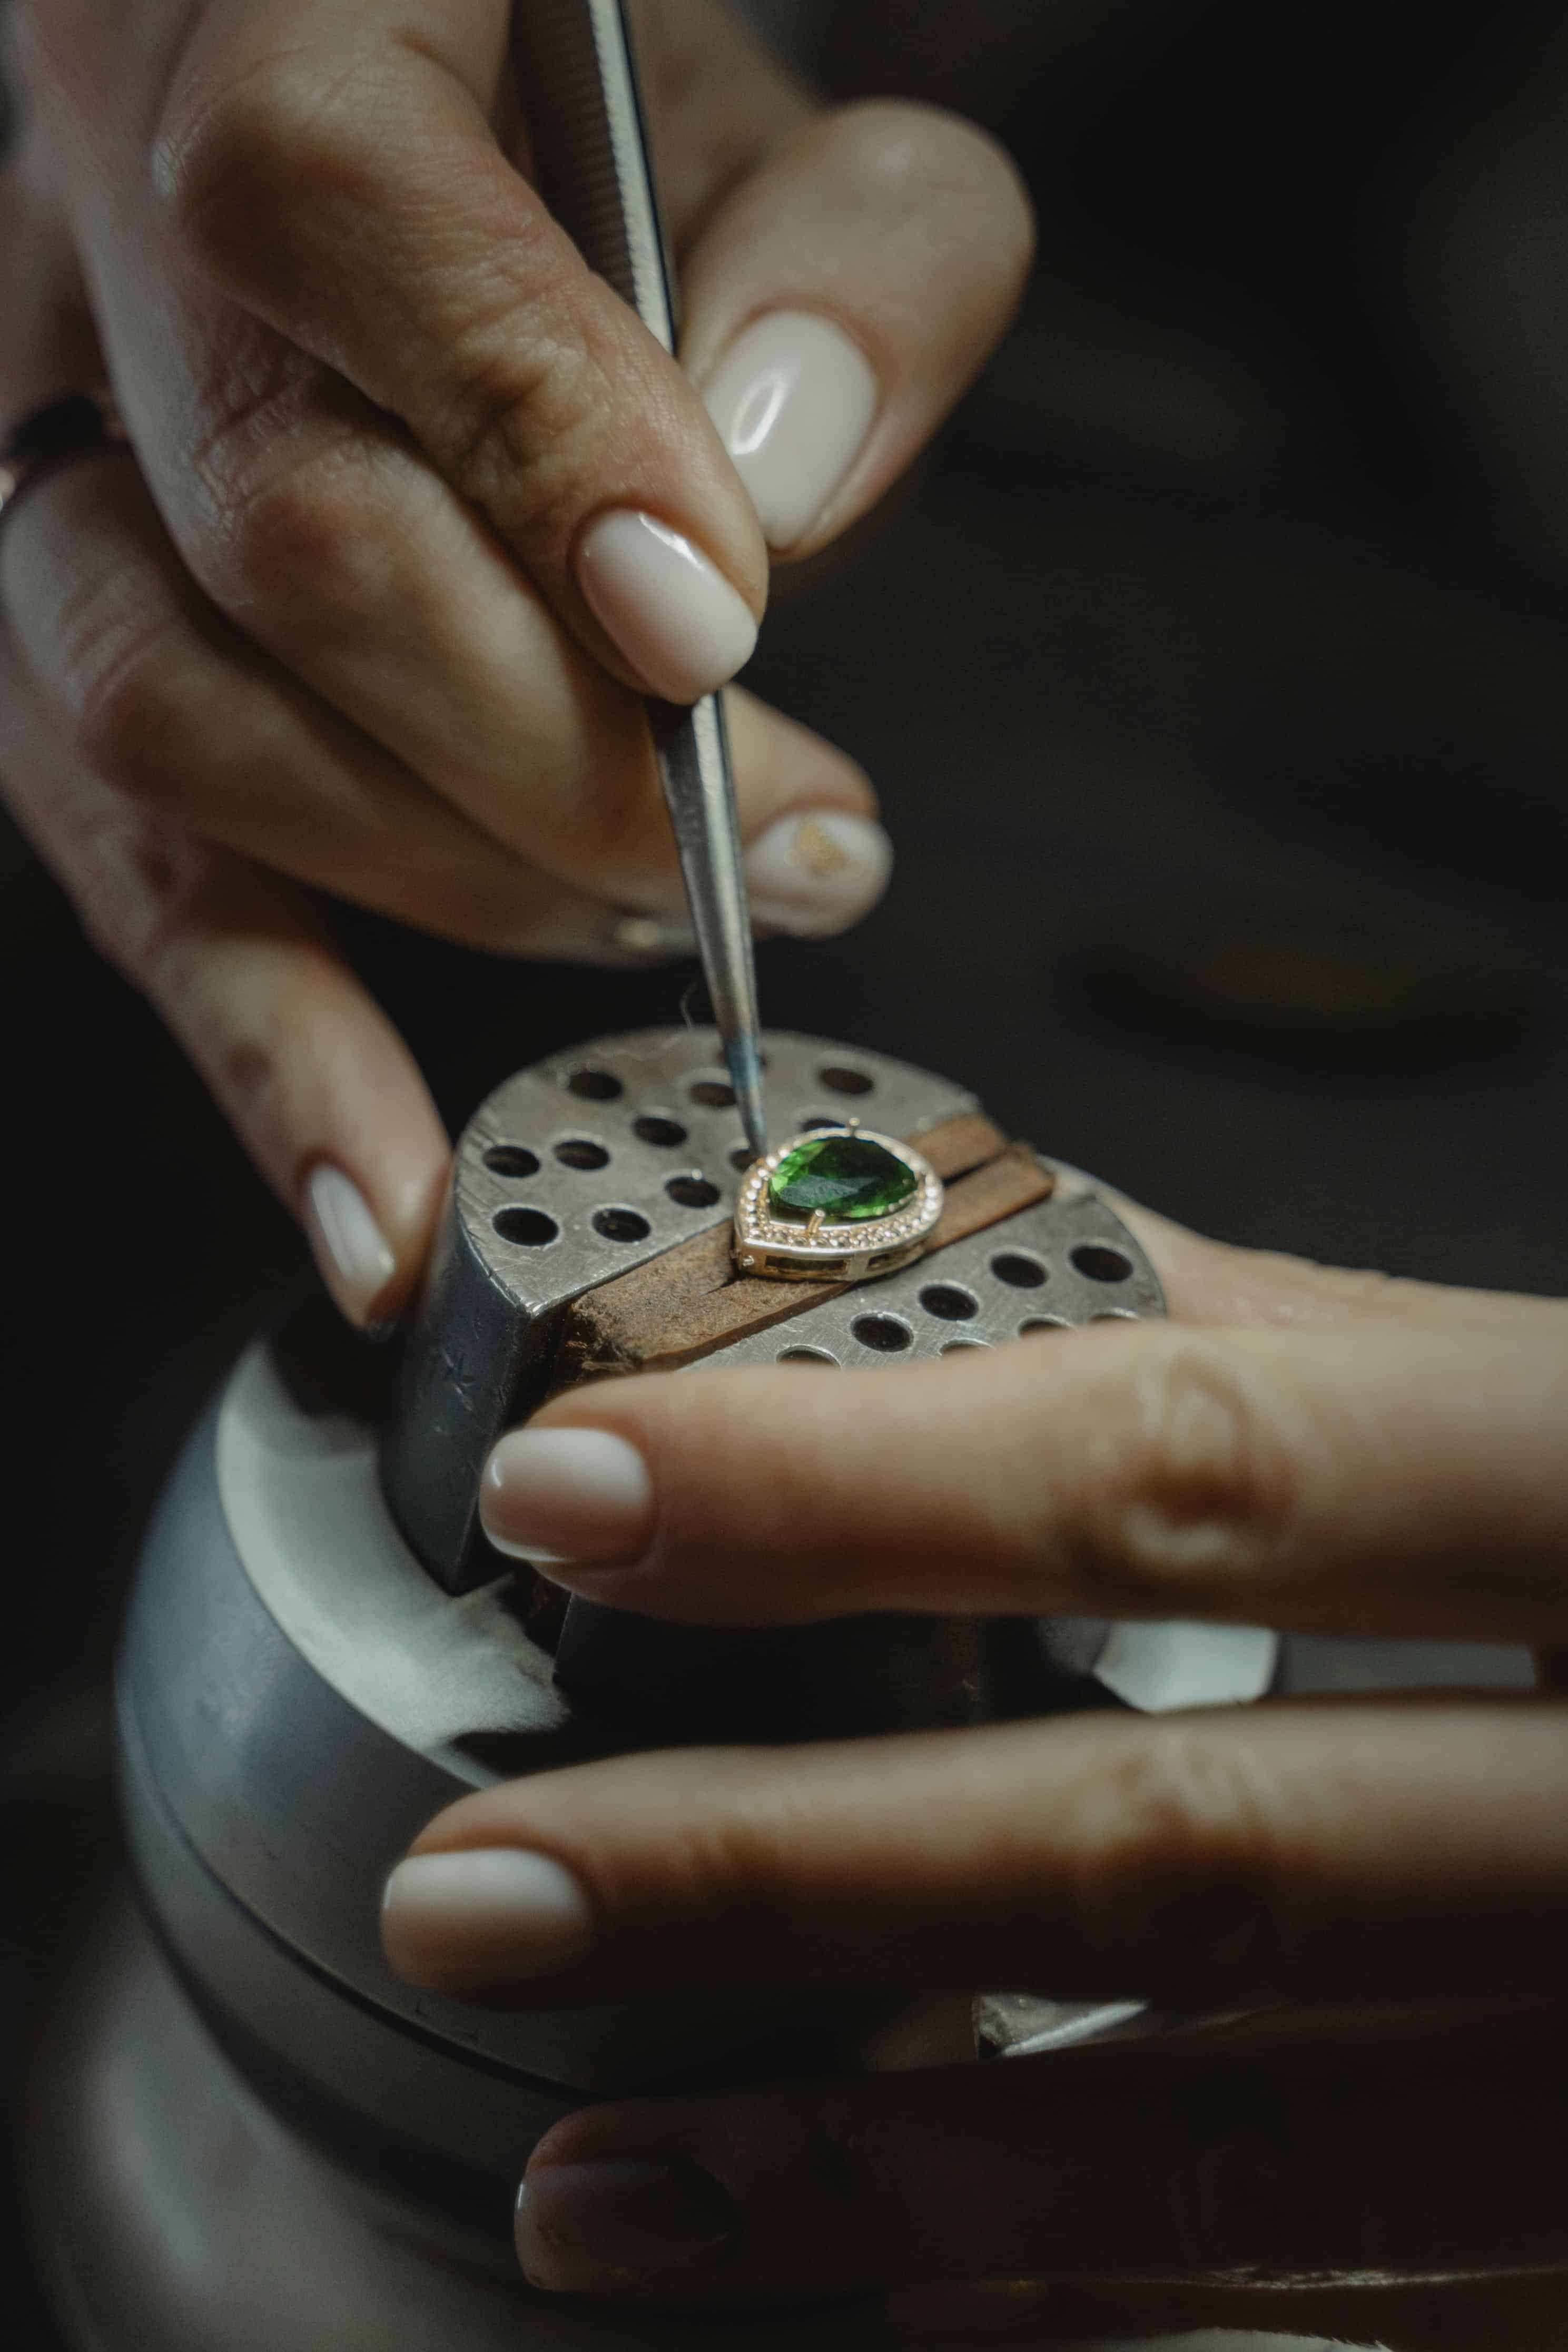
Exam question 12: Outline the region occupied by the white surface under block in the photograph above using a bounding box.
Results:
[1094,1620,1280,1711]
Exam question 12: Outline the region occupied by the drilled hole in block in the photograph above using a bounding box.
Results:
[568,1068,622,1101]
[777,1346,840,1367]
[593,1207,651,1243]
[1020,1316,1071,1336]
[730,1145,756,1172]
[817,1065,874,1096]
[992,1251,1048,1289]
[940,1339,991,1354]
[666,1174,720,1208]
[634,1114,687,1148]
[852,1313,913,1354]
[493,1206,558,1247]
[689,1079,734,1108]
[1090,1308,1139,1323]
[484,1145,539,1178]
[920,1282,979,1322]
[1072,1243,1133,1284]
[555,1138,609,1170]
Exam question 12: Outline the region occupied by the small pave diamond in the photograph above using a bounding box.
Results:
[735,1124,943,1282]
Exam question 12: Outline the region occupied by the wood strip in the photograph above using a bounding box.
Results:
[912,1111,1008,1182]
[550,1115,1050,1387]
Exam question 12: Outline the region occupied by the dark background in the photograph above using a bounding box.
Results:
[5,0,1568,2340]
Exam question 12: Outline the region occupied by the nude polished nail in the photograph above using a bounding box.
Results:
[744,810,893,937]
[517,2158,737,2290]
[576,510,757,701]
[304,1164,396,1327]
[480,1426,654,1564]
[381,1848,594,1988]
[703,312,878,550]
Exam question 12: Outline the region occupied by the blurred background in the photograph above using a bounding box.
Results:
[6,0,1568,2338]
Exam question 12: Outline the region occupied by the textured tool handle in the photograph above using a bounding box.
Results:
[508,0,678,346]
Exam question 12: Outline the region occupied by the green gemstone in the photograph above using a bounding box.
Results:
[768,1133,918,1224]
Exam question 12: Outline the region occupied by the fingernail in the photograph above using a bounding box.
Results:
[381,1848,594,1989]
[702,312,878,550]
[303,1163,396,1326]
[480,1427,654,1564]
[517,2158,737,2290]
[577,510,757,702]
[608,911,700,960]
[743,810,893,937]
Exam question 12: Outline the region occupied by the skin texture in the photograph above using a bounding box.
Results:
[383,1205,1568,2347]
[0,0,1033,1321]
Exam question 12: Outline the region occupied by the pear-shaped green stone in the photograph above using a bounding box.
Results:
[768,1133,918,1223]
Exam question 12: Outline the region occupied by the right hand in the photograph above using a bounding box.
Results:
[0,0,1032,1323]
[384,1202,1568,2348]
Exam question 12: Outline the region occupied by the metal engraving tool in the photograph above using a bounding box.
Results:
[511,0,768,1158]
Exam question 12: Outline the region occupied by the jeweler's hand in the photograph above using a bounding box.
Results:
[0,1,1030,1324]
[382,1207,1568,2347]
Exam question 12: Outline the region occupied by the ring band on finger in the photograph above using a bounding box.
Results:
[0,383,130,535]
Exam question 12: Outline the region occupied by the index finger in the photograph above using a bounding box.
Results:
[102,0,767,701]
[485,1318,1568,1642]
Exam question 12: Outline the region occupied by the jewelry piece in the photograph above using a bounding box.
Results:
[733,1118,944,1283]
[0,383,129,534]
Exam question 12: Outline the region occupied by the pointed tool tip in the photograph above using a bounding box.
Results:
[724,1035,768,1160]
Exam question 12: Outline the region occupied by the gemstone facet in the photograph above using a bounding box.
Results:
[767,1133,919,1223]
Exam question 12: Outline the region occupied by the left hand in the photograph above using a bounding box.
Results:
[3,0,1030,1325]
[380,1202,1568,2348]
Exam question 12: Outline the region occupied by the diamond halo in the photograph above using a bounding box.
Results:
[732,1120,945,1283]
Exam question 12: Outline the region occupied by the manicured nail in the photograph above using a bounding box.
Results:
[381,1848,595,1989]
[703,312,878,550]
[743,811,893,937]
[517,2158,737,2290]
[480,1427,654,1564]
[608,911,700,960]
[304,1163,396,1326]
[577,510,757,702]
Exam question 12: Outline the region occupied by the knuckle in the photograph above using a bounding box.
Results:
[206,437,400,639]
[73,815,205,995]
[435,307,615,539]
[1075,1334,1301,1607]
[1061,1729,1288,1985]
[155,61,357,280]
[70,617,200,820]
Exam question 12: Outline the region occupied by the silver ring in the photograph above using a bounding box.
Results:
[0,382,129,531]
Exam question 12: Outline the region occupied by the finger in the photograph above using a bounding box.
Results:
[478,1318,1568,1641]
[504,2023,1568,2304]
[0,447,678,959]
[133,0,770,702]
[1,647,447,1324]
[949,2274,1568,2351]
[1112,1195,1567,1334]
[28,4,888,925]
[381,1700,1568,2007]
[684,100,1033,554]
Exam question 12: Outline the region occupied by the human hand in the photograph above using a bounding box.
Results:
[381,1204,1568,2347]
[0,0,1030,1323]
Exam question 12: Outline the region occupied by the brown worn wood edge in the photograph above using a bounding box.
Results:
[549,1114,1052,1388]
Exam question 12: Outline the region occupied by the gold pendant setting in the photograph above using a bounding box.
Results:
[732,1120,944,1283]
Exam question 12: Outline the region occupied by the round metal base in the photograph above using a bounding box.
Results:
[24,1888,889,2352]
